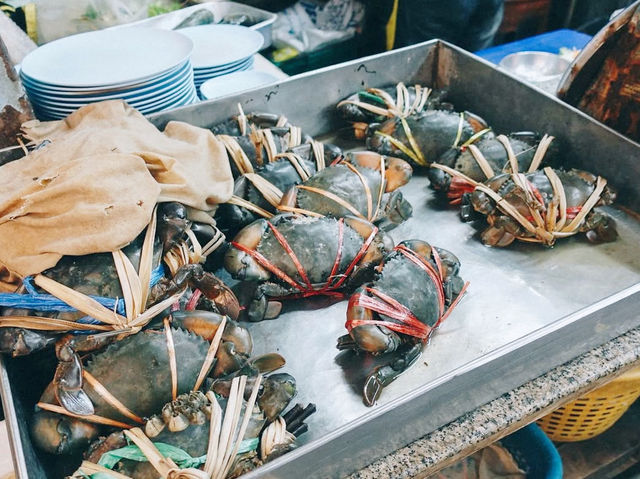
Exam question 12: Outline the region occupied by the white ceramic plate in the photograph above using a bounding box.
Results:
[200,70,278,101]
[34,82,197,119]
[24,64,194,106]
[193,58,254,79]
[193,56,253,75]
[21,28,193,87]
[178,24,263,69]
[194,61,254,88]
[20,59,192,96]
[40,75,195,112]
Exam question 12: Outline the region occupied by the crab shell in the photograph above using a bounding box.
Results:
[429,132,559,197]
[32,317,252,456]
[279,152,412,222]
[337,85,449,123]
[471,169,618,246]
[224,214,393,287]
[209,112,292,136]
[366,110,488,166]
[346,240,463,355]
[215,142,344,237]
[82,376,297,479]
[0,235,163,357]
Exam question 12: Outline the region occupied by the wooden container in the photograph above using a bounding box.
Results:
[557,1,640,143]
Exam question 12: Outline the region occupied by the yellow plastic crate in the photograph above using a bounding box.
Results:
[537,366,640,442]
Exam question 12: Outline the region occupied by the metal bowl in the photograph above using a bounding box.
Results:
[499,51,571,94]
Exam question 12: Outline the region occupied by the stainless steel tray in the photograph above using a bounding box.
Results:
[110,1,277,49]
[3,40,640,478]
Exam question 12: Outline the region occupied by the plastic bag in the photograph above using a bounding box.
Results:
[272,0,364,53]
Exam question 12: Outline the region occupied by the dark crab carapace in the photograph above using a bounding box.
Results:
[428,132,557,206]
[337,240,467,406]
[365,109,489,167]
[214,141,342,237]
[337,83,448,123]
[81,380,312,479]
[279,151,413,230]
[224,214,394,322]
[31,311,271,456]
[466,167,618,247]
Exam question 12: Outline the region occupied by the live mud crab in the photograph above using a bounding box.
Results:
[76,383,315,479]
[279,151,414,231]
[428,132,558,205]
[337,82,447,123]
[338,240,468,406]
[210,110,298,137]
[358,109,490,167]
[31,311,288,456]
[210,108,340,180]
[464,167,618,247]
[0,199,234,352]
[214,141,342,237]
[224,214,393,322]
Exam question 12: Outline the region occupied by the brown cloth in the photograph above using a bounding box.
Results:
[21,100,233,210]
[0,100,232,287]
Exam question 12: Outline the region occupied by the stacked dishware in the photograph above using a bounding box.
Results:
[20,28,197,121]
[177,24,264,97]
[199,70,279,101]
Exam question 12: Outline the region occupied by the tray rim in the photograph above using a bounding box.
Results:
[3,39,640,478]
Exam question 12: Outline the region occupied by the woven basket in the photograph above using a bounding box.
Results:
[537,366,640,442]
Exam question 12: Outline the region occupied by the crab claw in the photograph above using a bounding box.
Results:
[157,202,191,253]
[250,353,286,374]
[362,343,421,406]
[481,225,517,247]
[224,219,271,282]
[376,190,413,231]
[31,410,100,455]
[259,373,297,421]
[584,211,618,243]
[54,349,94,416]
[178,264,241,320]
[480,216,521,247]
[363,373,385,407]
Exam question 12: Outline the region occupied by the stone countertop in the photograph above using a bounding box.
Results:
[350,327,640,479]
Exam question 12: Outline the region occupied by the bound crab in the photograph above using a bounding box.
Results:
[31,311,288,456]
[0,203,232,358]
[279,151,413,231]
[224,214,393,322]
[428,133,558,205]
[338,240,468,406]
[215,141,342,237]
[211,107,340,180]
[337,82,447,123]
[356,108,489,168]
[210,109,297,137]
[75,378,315,479]
[457,140,618,247]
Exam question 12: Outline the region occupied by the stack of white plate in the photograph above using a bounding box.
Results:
[200,70,279,101]
[178,24,264,96]
[20,28,197,120]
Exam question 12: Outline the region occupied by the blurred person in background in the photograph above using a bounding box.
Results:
[393,0,504,50]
